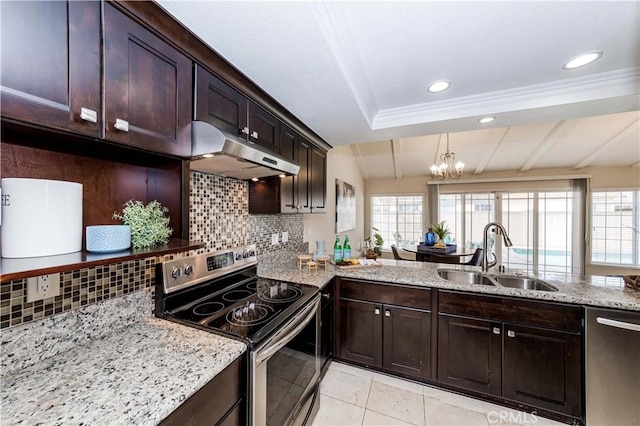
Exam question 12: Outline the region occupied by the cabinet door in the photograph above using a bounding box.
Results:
[438,314,501,396]
[0,1,101,137]
[296,137,312,213]
[248,101,280,152]
[503,324,582,417]
[320,282,335,376]
[195,66,248,137]
[104,4,191,157]
[310,147,327,213]
[339,298,382,367]
[383,305,431,380]
[279,124,299,214]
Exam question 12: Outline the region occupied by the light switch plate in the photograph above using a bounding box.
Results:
[271,233,279,245]
[282,232,289,243]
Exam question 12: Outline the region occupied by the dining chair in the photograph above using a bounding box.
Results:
[429,248,486,266]
[391,244,414,261]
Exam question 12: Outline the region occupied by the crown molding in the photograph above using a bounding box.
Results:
[313,2,377,126]
[373,67,640,130]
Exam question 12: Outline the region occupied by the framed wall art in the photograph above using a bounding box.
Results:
[336,179,356,233]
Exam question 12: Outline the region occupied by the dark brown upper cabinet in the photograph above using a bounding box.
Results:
[0,1,101,137]
[249,125,327,215]
[195,65,280,152]
[104,3,191,157]
[310,147,327,212]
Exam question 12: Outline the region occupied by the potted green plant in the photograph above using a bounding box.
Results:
[430,221,451,244]
[113,200,173,249]
[365,226,384,258]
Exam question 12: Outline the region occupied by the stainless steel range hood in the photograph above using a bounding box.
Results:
[189,121,299,180]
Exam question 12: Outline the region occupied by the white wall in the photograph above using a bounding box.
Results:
[303,145,365,254]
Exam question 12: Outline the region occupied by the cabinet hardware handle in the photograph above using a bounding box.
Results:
[114,118,129,132]
[507,330,516,338]
[251,131,259,139]
[80,107,97,123]
[374,308,380,315]
[385,310,391,317]
[322,293,330,299]
[240,126,250,135]
[492,327,500,335]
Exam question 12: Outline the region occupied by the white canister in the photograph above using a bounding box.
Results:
[1,178,83,258]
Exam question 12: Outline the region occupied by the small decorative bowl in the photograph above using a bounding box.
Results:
[86,225,131,253]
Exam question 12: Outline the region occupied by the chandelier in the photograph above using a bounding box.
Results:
[430,133,464,180]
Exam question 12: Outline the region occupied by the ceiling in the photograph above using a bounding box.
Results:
[157,1,640,177]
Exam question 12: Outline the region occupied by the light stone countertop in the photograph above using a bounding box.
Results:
[258,257,640,312]
[0,289,247,426]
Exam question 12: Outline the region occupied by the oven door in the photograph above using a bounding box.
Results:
[252,294,321,426]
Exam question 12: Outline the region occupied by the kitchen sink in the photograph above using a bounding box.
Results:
[491,276,559,292]
[437,270,496,286]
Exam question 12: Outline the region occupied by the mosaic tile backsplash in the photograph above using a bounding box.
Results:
[1,171,305,329]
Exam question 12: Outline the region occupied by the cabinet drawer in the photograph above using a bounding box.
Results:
[438,291,582,333]
[339,279,431,310]
[160,355,245,426]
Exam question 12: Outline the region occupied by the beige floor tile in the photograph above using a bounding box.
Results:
[329,361,375,379]
[424,396,488,426]
[373,372,424,394]
[362,409,413,425]
[367,380,426,426]
[312,394,366,426]
[320,367,372,407]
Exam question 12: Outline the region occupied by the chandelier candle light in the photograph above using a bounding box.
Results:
[430,133,464,180]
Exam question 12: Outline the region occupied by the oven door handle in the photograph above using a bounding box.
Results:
[254,294,320,365]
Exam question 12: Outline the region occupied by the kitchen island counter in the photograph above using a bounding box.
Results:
[258,257,640,311]
[0,289,246,426]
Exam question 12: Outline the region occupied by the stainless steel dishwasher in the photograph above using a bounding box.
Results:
[586,307,640,426]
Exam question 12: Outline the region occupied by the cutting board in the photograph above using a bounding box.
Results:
[333,260,383,270]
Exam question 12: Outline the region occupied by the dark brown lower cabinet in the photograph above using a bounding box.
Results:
[159,355,246,426]
[437,290,583,420]
[383,305,431,380]
[502,324,582,417]
[339,298,382,367]
[320,280,335,377]
[437,314,502,396]
[336,278,432,381]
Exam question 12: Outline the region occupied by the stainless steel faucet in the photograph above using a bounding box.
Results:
[482,222,513,272]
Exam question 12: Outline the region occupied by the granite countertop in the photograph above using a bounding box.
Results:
[258,257,640,311]
[0,289,247,426]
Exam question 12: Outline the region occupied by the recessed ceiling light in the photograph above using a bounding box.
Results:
[563,51,603,70]
[428,80,451,93]
[201,153,214,158]
[478,116,495,124]
[251,177,259,182]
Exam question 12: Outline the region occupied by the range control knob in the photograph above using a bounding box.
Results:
[235,253,243,261]
[249,250,256,257]
[243,251,250,259]
[184,264,195,275]
[171,267,182,279]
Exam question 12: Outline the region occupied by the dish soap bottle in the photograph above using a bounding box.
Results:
[333,234,343,262]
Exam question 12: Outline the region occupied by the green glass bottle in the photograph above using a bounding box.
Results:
[343,234,351,259]
[333,234,343,262]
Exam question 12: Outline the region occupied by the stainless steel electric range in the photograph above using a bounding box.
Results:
[155,244,321,426]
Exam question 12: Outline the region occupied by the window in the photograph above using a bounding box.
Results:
[438,190,576,274]
[371,195,423,249]
[591,191,640,266]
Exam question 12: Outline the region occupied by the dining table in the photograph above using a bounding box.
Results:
[401,243,477,263]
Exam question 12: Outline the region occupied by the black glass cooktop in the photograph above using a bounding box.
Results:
[169,277,318,345]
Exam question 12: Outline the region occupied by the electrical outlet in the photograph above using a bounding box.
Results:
[271,233,279,245]
[27,273,61,303]
[282,232,289,243]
